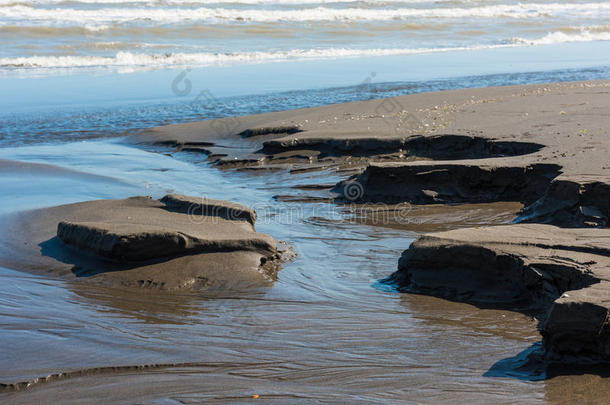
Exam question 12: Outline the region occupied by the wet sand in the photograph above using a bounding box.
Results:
[130,79,610,362]
[2,80,610,403]
[1,194,283,291]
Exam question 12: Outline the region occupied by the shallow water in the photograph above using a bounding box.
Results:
[0,138,599,404]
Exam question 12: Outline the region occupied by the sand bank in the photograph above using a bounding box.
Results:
[388,224,610,362]
[1,193,285,291]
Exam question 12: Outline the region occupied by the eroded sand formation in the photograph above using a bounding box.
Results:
[334,160,561,205]
[127,80,610,364]
[1,194,285,291]
[519,175,610,228]
[388,225,610,362]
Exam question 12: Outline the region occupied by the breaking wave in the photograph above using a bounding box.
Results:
[2,3,610,25]
[3,29,610,71]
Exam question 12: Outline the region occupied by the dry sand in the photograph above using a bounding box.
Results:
[128,80,610,176]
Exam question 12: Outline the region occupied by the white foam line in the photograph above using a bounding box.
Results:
[1,30,609,70]
[513,29,610,45]
[2,3,610,25]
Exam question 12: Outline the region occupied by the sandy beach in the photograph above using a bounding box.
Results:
[5,0,610,398]
[0,78,609,403]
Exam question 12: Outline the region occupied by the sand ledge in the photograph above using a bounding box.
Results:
[388,224,610,362]
[1,194,287,291]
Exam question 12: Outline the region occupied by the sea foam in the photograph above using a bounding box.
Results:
[2,3,610,25]
[3,30,610,71]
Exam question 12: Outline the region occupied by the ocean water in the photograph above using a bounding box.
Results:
[1,0,610,72]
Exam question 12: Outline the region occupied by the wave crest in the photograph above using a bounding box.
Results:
[2,29,610,72]
[513,29,610,45]
[2,3,610,25]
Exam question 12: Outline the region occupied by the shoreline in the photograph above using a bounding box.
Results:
[4,46,610,148]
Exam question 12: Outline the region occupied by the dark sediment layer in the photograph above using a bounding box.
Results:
[518,175,610,228]
[143,134,545,173]
[541,281,610,362]
[335,161,561,205]
[0,194,286,291]
[260,134,543,159]
[240,125,302,138]
[388,224,610,362]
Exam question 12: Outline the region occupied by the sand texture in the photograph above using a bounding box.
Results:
[389,224,610,362]
[0,194,284,291]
